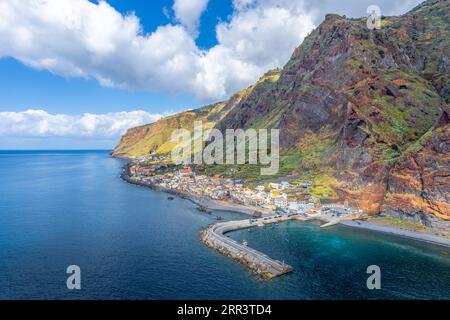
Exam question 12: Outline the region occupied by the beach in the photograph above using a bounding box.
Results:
[341,220,450,248]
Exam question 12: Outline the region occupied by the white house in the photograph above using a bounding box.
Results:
[288,201,300,212]
[279,181,291,190]
[256,185,265,192]
[274,197,288,208]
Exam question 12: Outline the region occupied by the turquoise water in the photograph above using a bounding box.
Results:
[0,150,449,299]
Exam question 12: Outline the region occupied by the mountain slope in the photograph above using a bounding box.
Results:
[113,69,281,157]
[114,0,449,228]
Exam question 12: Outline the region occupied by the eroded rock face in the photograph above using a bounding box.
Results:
[217,1,449,219]
[382,109,450,230]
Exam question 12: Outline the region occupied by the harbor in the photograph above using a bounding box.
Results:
[200,214,317,279]
[122,161,450,281]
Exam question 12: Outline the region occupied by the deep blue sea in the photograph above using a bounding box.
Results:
[0,150,449,300]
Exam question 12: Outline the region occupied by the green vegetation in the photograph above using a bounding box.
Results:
[402,128,434,158]
[308,174,339,200]
[195,152,300,182]
[293,172,339,200]
[347,69,442,163]
[114,68,284,158]
[296,128,336,172]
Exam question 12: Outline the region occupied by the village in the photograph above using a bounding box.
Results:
[126,156,368,279]
[126,155,362,220]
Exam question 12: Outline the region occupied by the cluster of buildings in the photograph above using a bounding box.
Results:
[128,161,359,217]
[129,153,168,163]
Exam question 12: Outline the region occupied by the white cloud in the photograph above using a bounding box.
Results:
[173,0,209,36]
[0,0,422,103]
[0,0,316,102]
[0,0,201,95]
[198,0,314,98]
[232,0,257,11]
[0,109,166,139]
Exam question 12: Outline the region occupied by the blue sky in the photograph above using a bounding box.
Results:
[0,0,423,149]
[104,0,234,49]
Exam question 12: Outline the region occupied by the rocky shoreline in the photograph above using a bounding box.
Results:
[120,165,450,249]
[121,170,261,216]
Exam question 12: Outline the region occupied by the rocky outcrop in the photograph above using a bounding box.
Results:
[382,107,450,230]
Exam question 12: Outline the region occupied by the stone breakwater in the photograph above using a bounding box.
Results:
[200,218,298,279]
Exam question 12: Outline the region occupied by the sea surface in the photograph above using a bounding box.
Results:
[0,150,449,300]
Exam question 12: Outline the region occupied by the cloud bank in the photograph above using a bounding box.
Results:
[0,0,315,101]
[0,109,165,139]
[0,0,423,102]
[0,0,424,148]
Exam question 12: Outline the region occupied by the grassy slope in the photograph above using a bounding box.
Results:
[113,69,282,157]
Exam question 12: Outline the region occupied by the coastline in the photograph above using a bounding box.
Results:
[121,171,261,216]
[120,167,450,249]
[340,220,450,248]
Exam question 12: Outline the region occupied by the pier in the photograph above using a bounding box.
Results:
[200,215,312,279]
[123,170,365,277]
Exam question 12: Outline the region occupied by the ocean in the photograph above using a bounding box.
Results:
[0,150,449,299]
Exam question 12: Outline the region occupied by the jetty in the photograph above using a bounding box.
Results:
[200,215,312,279]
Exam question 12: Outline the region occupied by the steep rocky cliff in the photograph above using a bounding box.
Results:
[383,106,449,229]
[114,0,449,228]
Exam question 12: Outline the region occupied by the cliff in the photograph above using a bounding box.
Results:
[114,0,449,229]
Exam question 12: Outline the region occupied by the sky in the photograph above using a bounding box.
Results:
[0,0,424,149]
